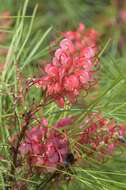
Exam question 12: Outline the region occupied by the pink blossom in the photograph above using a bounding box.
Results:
[11,114,126,172]
[33,23,99,107]
[79,113,126,159]
[18,118,70,172]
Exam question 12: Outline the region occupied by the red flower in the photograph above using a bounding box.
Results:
[33,23,99,107]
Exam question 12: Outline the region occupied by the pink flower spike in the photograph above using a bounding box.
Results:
[33,23,99,107]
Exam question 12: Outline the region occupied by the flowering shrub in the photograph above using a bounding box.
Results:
[1,18,126,190]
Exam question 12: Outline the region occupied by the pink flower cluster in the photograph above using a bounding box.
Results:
[33,23,99,107]
[79,113,126,159]
[10,113,126,173]
[19,118,73,172]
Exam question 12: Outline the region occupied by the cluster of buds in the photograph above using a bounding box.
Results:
[33,23,99,107]
[79,113,126,160]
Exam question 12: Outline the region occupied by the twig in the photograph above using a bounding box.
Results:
[10,111,32,182]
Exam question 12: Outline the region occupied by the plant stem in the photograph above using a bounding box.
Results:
[9,111,32,187]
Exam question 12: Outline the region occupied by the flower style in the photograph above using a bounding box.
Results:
[33,23,99,107]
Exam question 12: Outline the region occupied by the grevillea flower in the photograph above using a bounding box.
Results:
[18,118,73,172]
[32,23,99,107]
[79,113,126,160]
